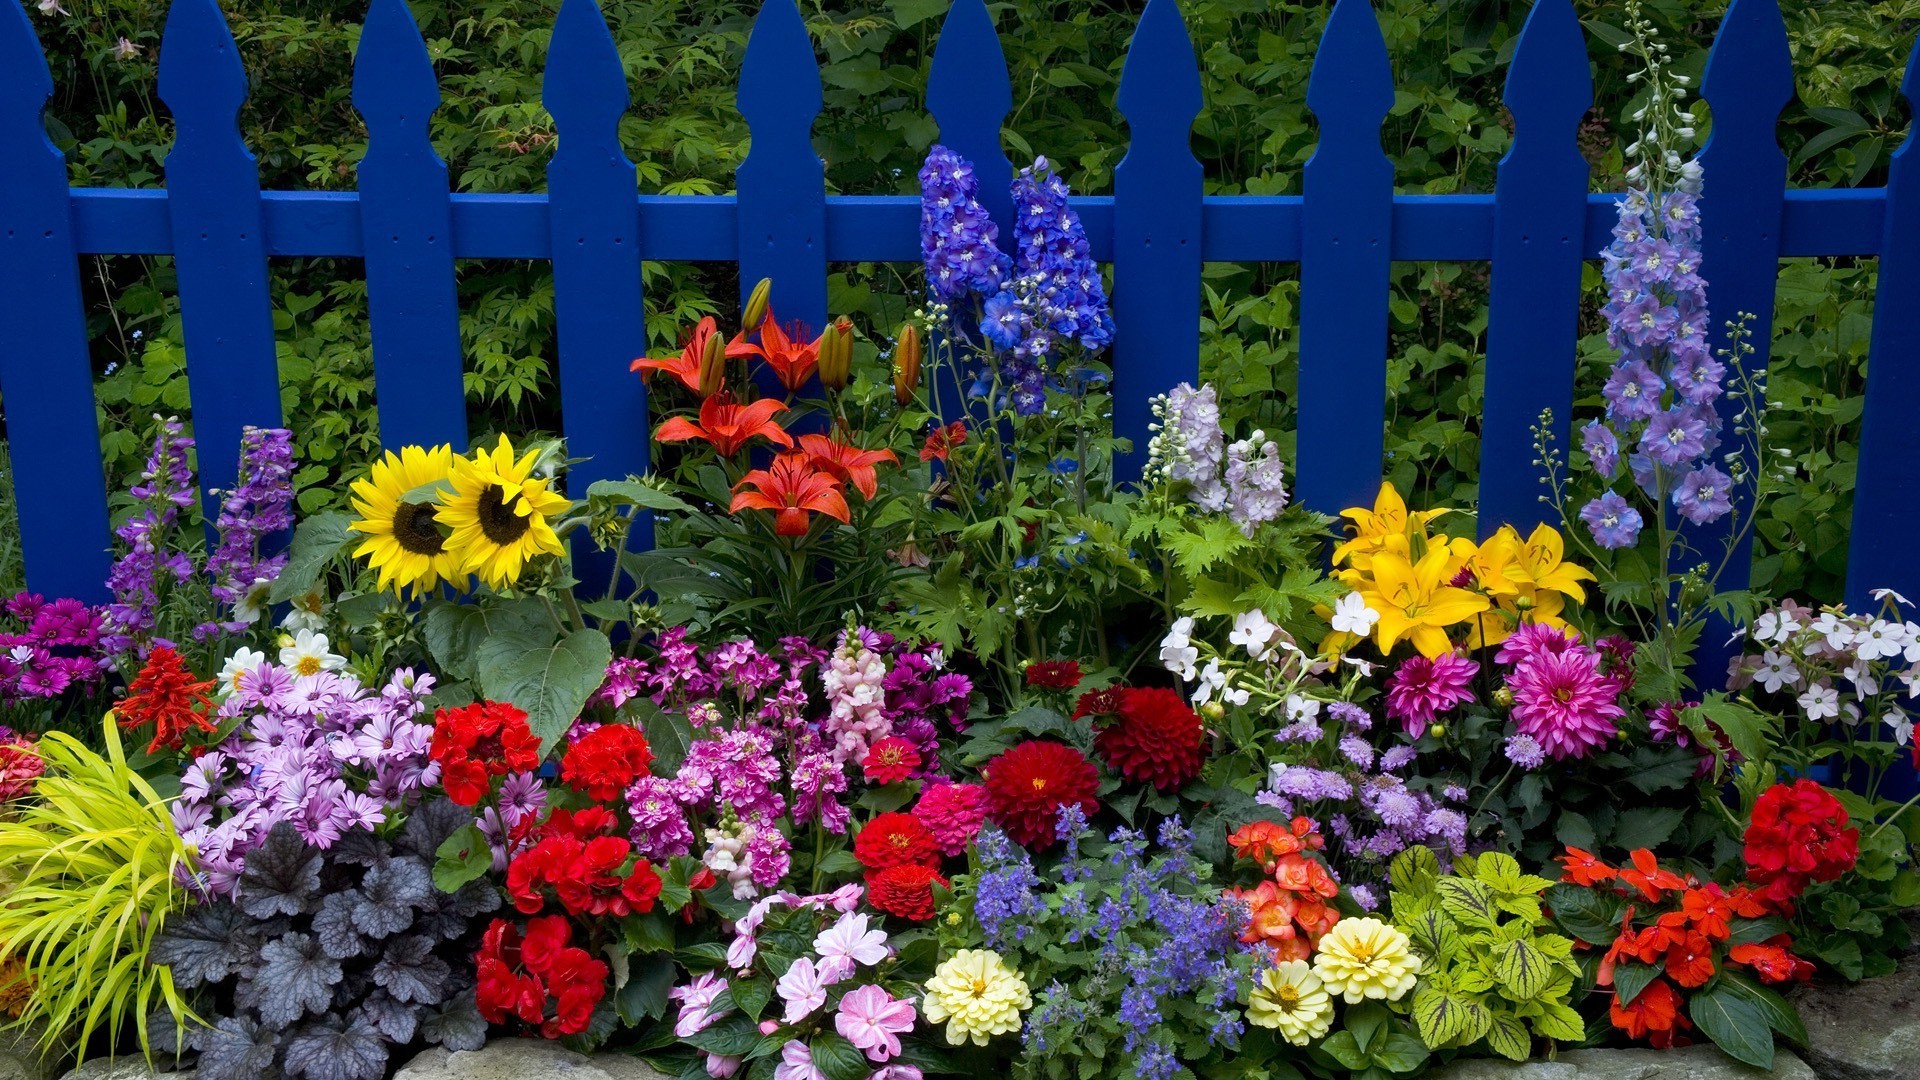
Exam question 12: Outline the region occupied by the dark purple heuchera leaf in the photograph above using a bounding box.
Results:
[421,991,486,1052]
[282,1015,388,1080]
[371,934,450,1006]
[396,799,468,860]
[329,830,389,868]
[312,892,368,961]
[255,932,344,1027]
[238,823,324,919]
[351,858,431,939]
[447,878,502,919]
[150,902,249,988]
[352,991,418,1045]
[190,1015,279,1080]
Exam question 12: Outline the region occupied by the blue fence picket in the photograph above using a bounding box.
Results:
[157,0,285,522]
[1846,38,1920,612]
[1690,0,1793,681]
[0,3,112,602]
[1477,0,1592,537]
[353,0,466,452]
[737,0,827,396]
[926,0,1014,248]
[543,0,650,578]
[1111,0,1203,482]
[1296,0,1396,518]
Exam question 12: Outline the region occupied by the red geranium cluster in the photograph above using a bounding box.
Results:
[1224,818,1341,962]
[1076,685,1207,792]
[116,646,216,755]
[560,723,653,800]
[852,811,948,921]
[981,739,1101,850]
[1558,845,1817,1050]
[475,914,609,1037]
[429,700,541,806]
[507,806,664,919]
[1741,779,1860,909]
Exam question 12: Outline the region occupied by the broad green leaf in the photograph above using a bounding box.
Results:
[1436,877,1498,929]
[1532,1000,1586,1042]
[1373,1030,1431,1073]
[1483,1011,1530,1061]
[1410,988,1471,1046]
[1474,852,1524,892]
[1717,970,1807,1045]
[423,596,548,684]
[1317,1031,1370,1070]
[269,511,353,603]
[686,1014,761,1056]
[586,477,695,514]
[629,698,694,774]
[1389,846,1441,892]
[807,1033,871,1080]
[1611,806,1686,851]
[1612,961,1660,1008]
[1689,978,1777,1070]
[1544,883,1625,946]
[479,626,613,751]
[431,824,493,893]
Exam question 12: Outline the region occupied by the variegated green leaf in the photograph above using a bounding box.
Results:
[1436,876,1499,929]
[1493,938,1553,1001]
[1484,1010,1531,1061]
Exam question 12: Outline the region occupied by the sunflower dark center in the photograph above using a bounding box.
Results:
[477,485,532,546]
[393,502,447,557]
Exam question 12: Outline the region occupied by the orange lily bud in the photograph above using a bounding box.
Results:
[742,278,772,330]
[818,318,854,391]
[894,323,921,407]
[697,326,728,398]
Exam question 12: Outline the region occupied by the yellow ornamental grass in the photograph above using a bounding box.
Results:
[0,717,196,1058]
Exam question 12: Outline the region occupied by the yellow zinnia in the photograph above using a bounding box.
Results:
[921,948,1031,1046]
[1356,544,1490,658]
[1311,917,1421,1004]
[347,444,468,597]
[435,435,572,590]
[1247,959,1334,1045]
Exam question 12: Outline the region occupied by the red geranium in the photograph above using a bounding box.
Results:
[1025,660,1083,691]
[561,723,653,800]
[507,831,663,918]
[982,739,1101,850]
[861,736,922,785]
[475,915,609,1037]
[117,646,216,755]
[1084,686,1207,792]
[1743,778,1860,907]
[429,700,542,806]
[854,811,941,872]
[866,862,948,921]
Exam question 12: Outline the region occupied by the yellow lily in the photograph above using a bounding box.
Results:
[1333,482,1451,569]
[1509,523,1596,604]
[1358,544,1491,658]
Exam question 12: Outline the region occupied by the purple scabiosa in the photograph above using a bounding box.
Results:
[1327,701,1373,732]
[1503,733,1547,770]
[1379,745,1419,772]
[1268,765,1353,804]
[1384,652,1478,738]
[1338,734,1376,771]
[1579,491,1645,549]
[1508,645,1625,760]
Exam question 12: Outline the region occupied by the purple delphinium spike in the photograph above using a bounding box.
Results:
[201,426,294,636]
[103,417,197,660]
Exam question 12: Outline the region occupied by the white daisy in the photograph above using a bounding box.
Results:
[215,647,268,699]
[280,630,345,679]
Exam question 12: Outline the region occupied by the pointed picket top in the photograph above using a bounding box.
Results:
[1116,0,1202,143]
[158,0,249,131]
[1699,0,1792,168]
[1501,0,1591,131]
[543,0,630,149]
[353,0,440,137]
[1306,0,1394,154]
[738,0,823,155]
[927,0,1013,242]
[0,1,55,145]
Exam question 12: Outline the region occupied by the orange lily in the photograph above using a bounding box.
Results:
[920,421,967,463]
[730,453,850,536]
[632,317,746,396]
[731,311,822,393]
[654,393,795,457]
[798,433,897,500]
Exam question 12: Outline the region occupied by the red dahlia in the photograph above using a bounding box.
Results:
[1025,660,1084,691]
[1742,778,1860,908]
[854,811,941,872]
[1087,686,1206,792]
[982,739,1100,850]
[117,646,216,755]
[866,862,948,921]
[561,723,653,799]
[861,736,923,785]
[430,700,542,806]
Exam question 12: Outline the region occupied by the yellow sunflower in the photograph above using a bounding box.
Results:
[436,435,571,590]
[348,445,467,597]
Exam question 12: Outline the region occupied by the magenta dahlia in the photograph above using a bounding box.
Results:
[1384,652,1478,738]
[1493,621,1580,666]
[1508,645,1624,759]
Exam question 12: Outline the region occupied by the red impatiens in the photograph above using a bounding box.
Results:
[561,723,653,800]
[981,739,1101,850]
[116,645,216,754]
[429,700,542,806]
[1742,778,1860,908]
[475,915,609,1037]
[1079,685,1206,792]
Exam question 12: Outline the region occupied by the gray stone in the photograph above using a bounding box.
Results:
[1792,958,1920,1080]
[392,1041,671,1080]
[56,1057,191,1080]
[1423,1045,1816,1080]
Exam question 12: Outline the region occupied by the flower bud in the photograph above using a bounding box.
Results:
[697,327,728,399]
[894,323,921,407]
[742,277,772,330]
[1493,686,1514,708]
[818,317,854,390]
[1429,723,1447,738]
[1200,701,1226,723]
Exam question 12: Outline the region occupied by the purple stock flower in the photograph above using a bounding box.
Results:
[204,427,294,624]
[104,418,196,658]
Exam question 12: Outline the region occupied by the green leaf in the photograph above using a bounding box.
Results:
[1317,1031,1370,1070]
[1689,978,1777,1070]
[1474,852,1524,892]
[731,978,772,1023]
[1612,961,1659,1009]
[586,478,696,514]
[1388,846,1440,892]
[1544,882,1625,946]
[431,824,493,893]
[1410,988,1471,1046]
[629,697,694,774]
[269,511,353,603]
[1611,806,1686,850]
[1492,938,1554,1001]
[1717,970,1807,1046]
[1436,877,1499,929]
[1554,810,1597,851]
[423,597,548,684]
[1372,1031,1430,1074]
[478,626,613,752]
[807,1033,870,1080]
[888,0,949,30]
[1532,1000,1586,1042]
[1727,915,1791,947]
[616,953,678,1024]
[687,1014,762,1057]
[1483,1011,1530,1062]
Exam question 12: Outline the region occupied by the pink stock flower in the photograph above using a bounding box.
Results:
[1384,652,1478,738]
[834,984,919,1063]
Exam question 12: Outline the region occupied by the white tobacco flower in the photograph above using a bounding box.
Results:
[1797,683,1841,722]
[1329,593,1381,637]
[1811,612,1856,652]
[1854,620,1906,662]
[1842,660,1880,697]
[1284,694,1322,724]
[1230,610,1279,659]
[1753,650,1802,694]
[1754,609,1799,644]
[1883,708,1914,746]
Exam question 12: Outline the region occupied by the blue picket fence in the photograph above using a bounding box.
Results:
[1,0,1918,638]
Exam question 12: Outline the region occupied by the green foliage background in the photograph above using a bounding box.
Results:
[2,0,1912,600]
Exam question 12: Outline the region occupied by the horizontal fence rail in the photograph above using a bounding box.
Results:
[1,0,1917,655]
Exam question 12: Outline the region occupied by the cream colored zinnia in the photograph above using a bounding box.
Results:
[1247,959,1334,1045]
[1310,917,1421,1003]
[921,948,1031,1046]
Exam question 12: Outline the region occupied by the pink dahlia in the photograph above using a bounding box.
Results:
[1384,652,1478,738]
[1508,645,1624,759]
[911,781,989,857]
[1493,621,1580,666]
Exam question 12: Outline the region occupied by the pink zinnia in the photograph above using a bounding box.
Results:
[1508,645,1625,759]
[834,983,918,1062]
[912,781,990,856]
[1384,653,1478,738]
[1494,621,1580,667]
